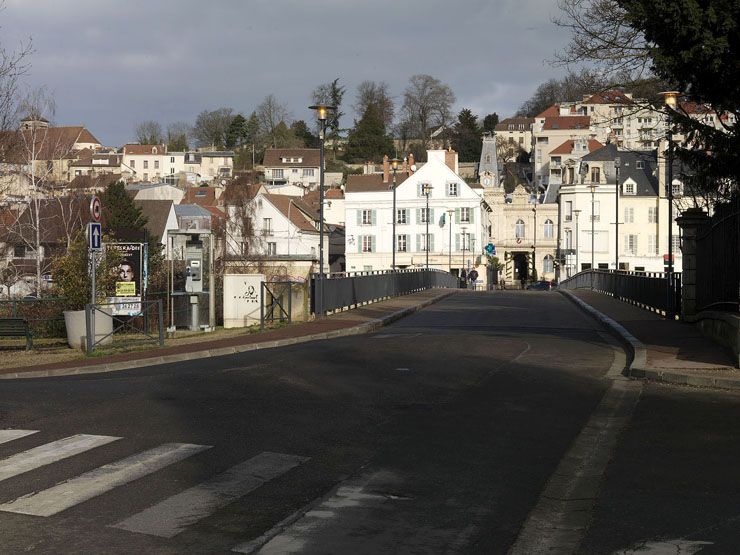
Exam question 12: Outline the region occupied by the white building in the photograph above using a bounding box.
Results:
[345,150,488,282]
[262,148,320,195]
[555,143,683,275]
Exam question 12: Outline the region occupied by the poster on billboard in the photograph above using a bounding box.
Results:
[106,243,144,315]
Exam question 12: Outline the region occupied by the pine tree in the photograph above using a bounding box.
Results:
[101,181,147,236]
[452,109,482,163]
[345,104,394,163]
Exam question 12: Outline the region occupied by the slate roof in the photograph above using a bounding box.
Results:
[133,199,174,241]
[582,145,659,196]
[174,204,211,218]
[495,117,534,131]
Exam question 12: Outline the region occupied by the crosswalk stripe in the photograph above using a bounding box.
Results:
[0,430,38,445]
[0,442,210,517]
[112,451,308,538]
[0,434,121,483]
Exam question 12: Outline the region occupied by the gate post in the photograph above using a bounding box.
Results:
[676,208,710,319]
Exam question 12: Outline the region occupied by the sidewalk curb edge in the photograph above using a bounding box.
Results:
[0,291,455,380]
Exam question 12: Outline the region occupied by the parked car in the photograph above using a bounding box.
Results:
[526,280,553,291]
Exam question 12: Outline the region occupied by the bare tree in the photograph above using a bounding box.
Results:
[134,120,163,145]
[516,69,610,117]
[256,95,291,149]
[192,108,234,149]
[311,78,345,158]
[354,80,394,129]
[552,0,651,81]
[0,3,32,132]
[401,74,456,148]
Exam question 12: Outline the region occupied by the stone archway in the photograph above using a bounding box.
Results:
[512,252,529,286]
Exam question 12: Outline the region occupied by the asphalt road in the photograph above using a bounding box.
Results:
[0,291,736,554]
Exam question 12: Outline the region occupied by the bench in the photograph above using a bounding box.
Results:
[0,318,32,350]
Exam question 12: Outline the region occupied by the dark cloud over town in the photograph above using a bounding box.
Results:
[3,0,567,146]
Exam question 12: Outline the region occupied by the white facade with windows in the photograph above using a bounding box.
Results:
[345,150,487,280]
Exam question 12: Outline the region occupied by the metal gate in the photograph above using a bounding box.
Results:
[85,299,165,353]
[260,281,296,329]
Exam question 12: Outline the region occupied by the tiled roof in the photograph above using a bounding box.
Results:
[67,174,122,190]
[542,116,591,130]
[550,139,603,155]
[583,90,633,104]
[123,144,167,155]
[263,194,320,233]
[495,117,534,130]
[536,105,560,118]
[345,173,409,193]
[182,187,218,206]
[0,126,101,162]
[0,195,91,245]
[262,148,320,168]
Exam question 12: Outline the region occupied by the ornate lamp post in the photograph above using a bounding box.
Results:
[660,91,679,276]
[422,183,432,269]
[390,158,400,269]
[308,104,336,317]
[615,156,620,271]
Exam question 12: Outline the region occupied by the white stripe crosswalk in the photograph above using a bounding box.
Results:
[112,452,308,538]
[0,429,309,546]
[0,442,210,517]
[0,434,120,483]
[0,429,38,445]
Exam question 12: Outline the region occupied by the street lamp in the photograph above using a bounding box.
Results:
[614,156,620,271]
[447,208,454,272]
[461,225,467,276]
[308,103,336,317]
[531,202,537,281]
[660,91,679,276]
[589,183,597,271]
[390,157,400,270]
[573,210,581,273]
[422,183,432,269]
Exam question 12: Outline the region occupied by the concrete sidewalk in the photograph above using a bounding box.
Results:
[0,289,456,380]
[563,289,740,390]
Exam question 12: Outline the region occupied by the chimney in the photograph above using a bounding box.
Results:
[444,147,458,174]
[408,153,415,174]
[383,154,389,183]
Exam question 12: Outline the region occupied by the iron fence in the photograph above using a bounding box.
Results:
[311,269,460,315]
[0,298,66,338]
[260,281,296,329]
[559,269,681,318]
[84,299,164,353]
[696,197,740,312]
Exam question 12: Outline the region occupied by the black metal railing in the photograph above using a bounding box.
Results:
[559,269,682,318]
[311,268,459,315]
[696,197,740,313]
[84,300,164,353]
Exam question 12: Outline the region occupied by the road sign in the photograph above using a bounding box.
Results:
[88,222,102,251]
[485,243,496,255]
[90,196,102,222]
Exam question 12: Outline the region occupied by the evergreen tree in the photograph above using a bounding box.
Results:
[345,104,394,163]
[451,109,482,163]
[101,181,147,235]
[291,120,319,148]
[225,114,248,148]
[483,113,499,133]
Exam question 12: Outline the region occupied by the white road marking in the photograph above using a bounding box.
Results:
[113,452,307,538]
[0,430,38,445]
[0,442,210,517]
[0,434,120,482]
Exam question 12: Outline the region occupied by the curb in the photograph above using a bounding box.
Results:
[0,291,455,380]
[560,290,740,392]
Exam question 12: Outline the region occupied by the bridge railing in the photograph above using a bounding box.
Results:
[559,269,681,318]
[310,269,460,315]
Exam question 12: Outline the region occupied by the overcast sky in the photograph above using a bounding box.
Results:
[2,0,569,147]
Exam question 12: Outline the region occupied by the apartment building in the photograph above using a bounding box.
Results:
[345,149,488,282]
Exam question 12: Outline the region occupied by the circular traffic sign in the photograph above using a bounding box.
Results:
[90,196,102,222]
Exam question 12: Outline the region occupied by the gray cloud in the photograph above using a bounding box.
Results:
[2,0,569,146]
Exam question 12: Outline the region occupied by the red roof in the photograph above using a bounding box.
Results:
[536,104,560,118]
[550,139,604,155]
[583,90,633,104]
[123,144,167,155]
[542,116,591,130]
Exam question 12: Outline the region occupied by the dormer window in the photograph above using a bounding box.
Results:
[152,147,158,154]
